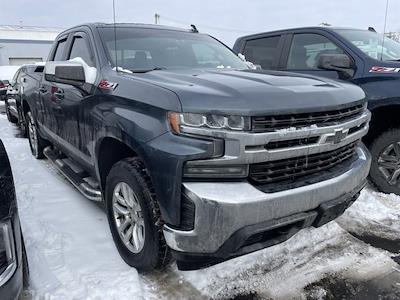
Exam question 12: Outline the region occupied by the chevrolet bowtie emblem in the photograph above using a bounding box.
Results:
[333,129,348,144]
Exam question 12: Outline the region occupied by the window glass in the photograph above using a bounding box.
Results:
[69,36,94,67]
[98,27,248,71]
[53,39,67,61]
[287,34,345,70]
[335,29,400,61]
[242,36,281,69]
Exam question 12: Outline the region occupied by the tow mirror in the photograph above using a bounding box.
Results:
[44,59,97,86]
[317,54,354,78]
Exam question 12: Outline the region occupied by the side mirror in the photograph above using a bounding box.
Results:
[44,59,97,86]
[45,62,85,86]
[317,54,354,78]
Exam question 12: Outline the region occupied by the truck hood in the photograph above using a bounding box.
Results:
[129,69,365,115]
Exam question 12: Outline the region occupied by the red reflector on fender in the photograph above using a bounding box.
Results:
[99,80,118,90]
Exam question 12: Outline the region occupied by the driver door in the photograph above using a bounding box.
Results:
[56,31,97,163]
[282,33,350,79]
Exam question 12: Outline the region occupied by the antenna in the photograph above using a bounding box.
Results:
[190,24,198,33]
[380,0,389,61]
[112,0,118,70]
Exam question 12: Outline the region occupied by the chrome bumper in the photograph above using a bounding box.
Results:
[163,144,371,253]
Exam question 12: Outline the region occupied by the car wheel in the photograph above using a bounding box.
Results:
[18,110,27,137]
[369,128,400,195]
[5,100,18,124]
[26,111,45,159]
[105,157,171,272]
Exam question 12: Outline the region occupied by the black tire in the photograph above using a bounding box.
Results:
[25,111,45,159]
[5,100,18,124]
[21,237,29,288]
[18,110,27,137]
[369,128,400,195]
[105,157,171,272]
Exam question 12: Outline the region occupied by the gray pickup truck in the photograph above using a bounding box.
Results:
[22,23,371,271]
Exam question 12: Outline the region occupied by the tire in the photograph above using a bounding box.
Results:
[25,111,45,159]
[369,128,400,195]
[21,237,29,288]
[105,157,171,272]
[5,100,18,124]
[18,110,27,137]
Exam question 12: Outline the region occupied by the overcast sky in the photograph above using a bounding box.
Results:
[3,0,399,46]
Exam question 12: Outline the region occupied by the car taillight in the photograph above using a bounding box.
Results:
[0,82,5,89]
[0,220,16,278]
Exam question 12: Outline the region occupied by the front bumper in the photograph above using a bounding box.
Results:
[163,144,371,267]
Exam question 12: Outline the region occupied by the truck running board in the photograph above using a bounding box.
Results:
[43,146,103,202]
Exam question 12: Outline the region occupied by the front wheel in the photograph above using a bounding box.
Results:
[369,128,400,195]
[105,157,171,272]
[26,111,45,159]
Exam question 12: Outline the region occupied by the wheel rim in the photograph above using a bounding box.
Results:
[112,182,145,253]
[378,142,400,186]
[27,115,38,156]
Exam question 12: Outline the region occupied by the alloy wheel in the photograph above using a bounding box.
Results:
[378,142,400,186]
[112,182,145,253]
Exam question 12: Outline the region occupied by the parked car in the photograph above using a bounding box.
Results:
[0,67,20,101]
[22,23,370,271]
[0,139,29,299]
[234,27,400,195]
[5,64,44,136]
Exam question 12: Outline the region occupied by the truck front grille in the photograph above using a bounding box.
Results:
[251,104,365,132]
[249,142,358,186]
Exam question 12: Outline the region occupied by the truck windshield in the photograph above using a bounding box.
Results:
[98,27,248,72]
[335,29,400,61]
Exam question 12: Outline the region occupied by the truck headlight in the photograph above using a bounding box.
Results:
[0,220,16,280]
[169,112,250,134]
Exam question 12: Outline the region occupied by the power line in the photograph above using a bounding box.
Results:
[159,15,255,34]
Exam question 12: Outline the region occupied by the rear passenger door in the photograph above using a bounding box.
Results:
[282,33,350,79]
[240,35,285,70]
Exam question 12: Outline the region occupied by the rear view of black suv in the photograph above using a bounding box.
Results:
[234,27,400,195]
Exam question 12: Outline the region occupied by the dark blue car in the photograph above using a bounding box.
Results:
[234,27,400,195]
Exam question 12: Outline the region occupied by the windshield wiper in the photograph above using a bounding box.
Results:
[130,67,167,73]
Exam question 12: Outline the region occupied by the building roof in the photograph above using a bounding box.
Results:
[0,25,63,41]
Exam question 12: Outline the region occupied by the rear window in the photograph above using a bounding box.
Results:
[242,36,281,69]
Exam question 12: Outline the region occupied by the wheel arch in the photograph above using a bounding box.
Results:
[95,136,140,191]
[364,104,400,146]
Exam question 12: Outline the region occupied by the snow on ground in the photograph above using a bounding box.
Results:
[337,188,400,241]
[0,105,399,299]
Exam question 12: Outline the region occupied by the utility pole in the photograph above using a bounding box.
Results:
[154,13,160,25]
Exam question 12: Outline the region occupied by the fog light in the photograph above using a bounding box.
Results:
[183,164,248,178]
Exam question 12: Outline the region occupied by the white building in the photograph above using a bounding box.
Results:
[0,25,63,66]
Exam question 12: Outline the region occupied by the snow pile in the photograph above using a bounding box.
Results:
[180,222,395,299]
[337,187,400,240]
